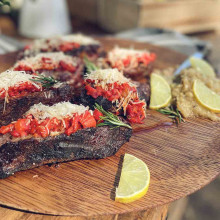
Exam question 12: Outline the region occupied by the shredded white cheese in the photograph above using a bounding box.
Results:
[107,47,151,68]
[60,34,99,45]
[0,70,40,91]
[14,52,77,70]
[85,68,135,88]
[25,34,99,54]
[25,102,91,120]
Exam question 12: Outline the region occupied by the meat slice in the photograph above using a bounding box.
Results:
[0,83,74,127]
[80,82,151,111]
[14,52,85,87]
[0,125,132,179]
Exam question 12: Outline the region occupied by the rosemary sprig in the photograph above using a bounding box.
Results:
[84,57,99,73]
[95,103,132,129]
[157,106,185,124]
[31,74,59,88]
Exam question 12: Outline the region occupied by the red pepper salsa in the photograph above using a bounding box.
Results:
[0,110,103,138]
[84,80,146,123]
[59,42,80,52]
[14,57,76,73]
[113,53,156,70]
[0,81,41,99]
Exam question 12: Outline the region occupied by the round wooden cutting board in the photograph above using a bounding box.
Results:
[0,37,219,217]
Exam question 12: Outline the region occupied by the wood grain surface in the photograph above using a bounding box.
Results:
[0,204,169,220]
[0,38,219,217]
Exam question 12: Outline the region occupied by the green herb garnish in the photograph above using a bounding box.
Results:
[84,57,98,73]
[31,74,59,88]
[157,106,185,124]
[95,103,132,129]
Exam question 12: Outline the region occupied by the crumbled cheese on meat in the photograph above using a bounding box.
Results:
[25,102,91,120]
[0,70,40,91]
[85,68,135,88]
[60,34,99,45]
[14,52,77,70]
[108,47,150,65]
[25,34,99,54]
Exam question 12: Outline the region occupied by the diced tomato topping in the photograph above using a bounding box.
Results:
[36,126,49,138]
[59,61,76,73]
[93,109,103,123]
[84,79,146,123]
[14,119,31,136]
[0,109,100,138]
[137,53,156,65]
[122,57,131,67]
[14,64,32,71]
[11,130,20,137]
[0,124,14,134]
[79,111,96,128]
[85,84,100,99]
[0,82,41,99]
[85,81,138,102]
[65,115,81,136]
[48,117,60,131]
[126,101,146,124]
[59,42,80,52]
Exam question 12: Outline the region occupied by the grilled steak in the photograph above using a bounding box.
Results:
[0,83,74,127]
[65,44,101,58]
[97,47,156,81]
[17,34,101,60]
[123,62,154,81]
[14,52,85,87]
[80,82,151,111]
[0,125,132,179]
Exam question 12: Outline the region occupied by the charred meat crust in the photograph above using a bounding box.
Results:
[0,84,74,127]
[123,62,154,81]
[136,82,151,104]
[65,45,101,57]
[31,62,84,88]
[79,82,151,110]
[0,125,132,179]
[96,59,154,81]
[79,89,112,111]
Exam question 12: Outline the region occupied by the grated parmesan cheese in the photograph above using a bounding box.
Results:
[108,47,150,65]
[25,34,99,54]
[25,102,91,120]
[14,52,77,70]
[60,34,99,45]
[0,70,40,91]
[85,68,135,88]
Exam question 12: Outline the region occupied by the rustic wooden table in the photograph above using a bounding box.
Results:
[0,18,219,219]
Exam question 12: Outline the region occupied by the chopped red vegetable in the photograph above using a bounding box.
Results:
[0,110,98,138]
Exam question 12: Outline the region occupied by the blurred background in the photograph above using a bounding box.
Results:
[0,0,219,219]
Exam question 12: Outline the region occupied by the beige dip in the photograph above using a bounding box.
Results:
[172,68,220,121]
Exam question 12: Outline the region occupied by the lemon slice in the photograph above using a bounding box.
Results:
[190,57,216,77]
[149,73,171,109]
[193,80,220,113]
[115,154,150,203]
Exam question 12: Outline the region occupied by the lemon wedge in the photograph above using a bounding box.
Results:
[115,154,150,203]
[149,73,171,109]
[193,79,220,113]
[190,57,216,77]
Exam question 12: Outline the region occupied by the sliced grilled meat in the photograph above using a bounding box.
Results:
[0,125,132,179]
[0,83,74,127]
[80,82,151,111]
[123,62,154,81]
[136,82,151,104]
